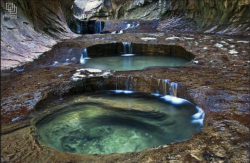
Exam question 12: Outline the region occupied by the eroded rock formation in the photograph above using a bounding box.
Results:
[72,0,250,34]
[1,0,77,70]
[1,0,250,162]
[1,0,249,70]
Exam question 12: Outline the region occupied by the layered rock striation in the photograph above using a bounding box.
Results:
[1,0,249,69]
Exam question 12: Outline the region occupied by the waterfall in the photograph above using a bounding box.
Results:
[156,79,161,94]
[114,76,177,96]
[116,76,120,90]
[80,48,90,64]
[169,82,178,97]
[83,48,87,58]
[83,48,90,59]
[129,76,133,91]
[95,21,103,34]
[115,75,134,91]
[162,79,170,95]
[155,79,178,96]
[76,23,81,34]
[125,75,133,91]
[80,53,85,64]
[122,42,133,54]
[155,79,170,95]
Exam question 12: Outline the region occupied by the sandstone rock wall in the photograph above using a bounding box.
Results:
[1,0,77,70]
[72,0,249,34]
[160,0,250,34]
[1,0,249,70]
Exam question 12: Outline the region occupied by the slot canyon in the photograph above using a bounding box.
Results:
[1,0,249,162]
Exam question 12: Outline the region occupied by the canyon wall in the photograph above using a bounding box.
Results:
[1,0,77,70]
[1,0,249,70]
[81,0,249,34]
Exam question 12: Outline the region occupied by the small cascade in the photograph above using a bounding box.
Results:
[155,79,177,96]
[80,53,86,64]
[122,42,133,54]
[156,79,170,95]
[156,79,161,94]
[129,76,133,91]
[57,81,71,100]
[162,79,170,95]
[169,82,178,97]
[70,19,104,34]
[94,21,103,34]
[116,76,120,90]
[76,23,82,34]
[125,75,133,91]
[80,48,90,64]
[83,48,89,59]
[115,75,134,91]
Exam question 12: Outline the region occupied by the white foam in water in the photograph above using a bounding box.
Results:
[121,54,135,57]
[37,90,204,154]
[161,95,190,104]
[191,119,204,126]
[191,106,205,126]
[151,93,161,97]
[80,54,86,64]
[111,90,135,94]
[192,107,204,119]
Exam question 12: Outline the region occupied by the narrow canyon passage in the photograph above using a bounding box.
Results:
[1,0,249,162]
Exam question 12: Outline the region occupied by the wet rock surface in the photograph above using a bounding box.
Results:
[1,0,249,69]
[71,0,250,35]
[0,0,78,70]
[1,32,249,162]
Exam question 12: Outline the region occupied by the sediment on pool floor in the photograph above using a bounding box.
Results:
[33,90,204,155]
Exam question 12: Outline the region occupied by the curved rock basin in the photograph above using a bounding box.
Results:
[36,90,204,154]
[81,55,190,71]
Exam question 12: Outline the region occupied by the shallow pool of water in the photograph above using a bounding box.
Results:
[81,55,190,71]
[36,91,204,154]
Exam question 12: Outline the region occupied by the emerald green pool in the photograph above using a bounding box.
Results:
[36,91,204,154]
[81,55,190,71]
